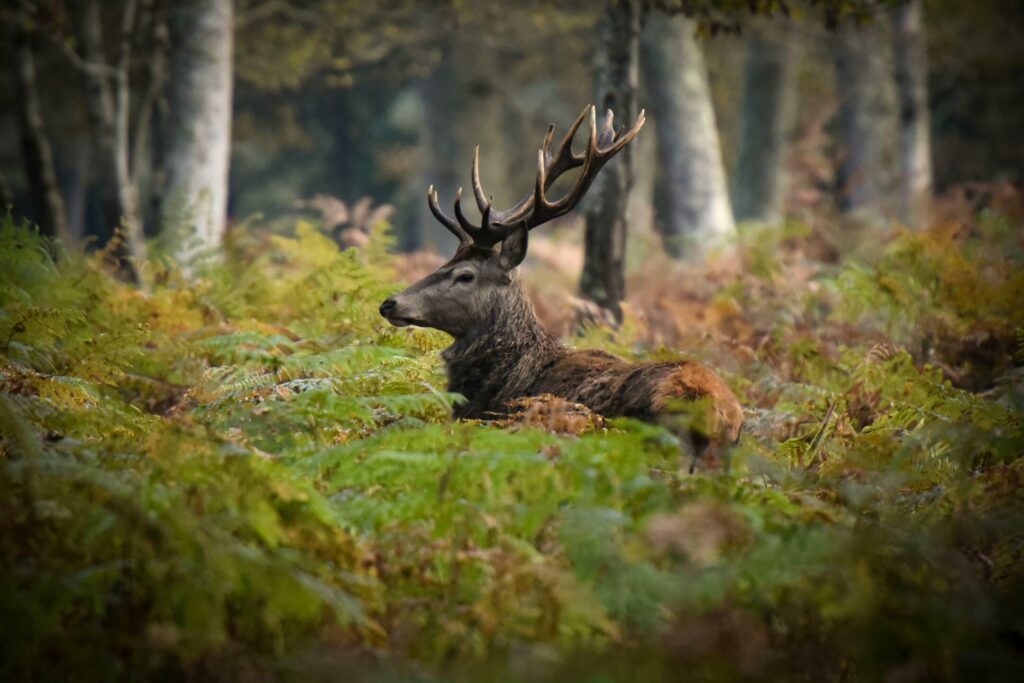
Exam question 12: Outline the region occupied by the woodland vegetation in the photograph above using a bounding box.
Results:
[2,0,1023,680]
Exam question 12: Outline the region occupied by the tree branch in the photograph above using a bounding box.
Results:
[58,38,119,79]
[237,0,323,27]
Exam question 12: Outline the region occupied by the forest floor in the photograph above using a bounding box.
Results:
[1,193,1023,681]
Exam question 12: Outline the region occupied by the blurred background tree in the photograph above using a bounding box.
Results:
[893,0,931,227]
[2,0,1023,302]
[642,10,735,259]
[730,17,799,226]
[580,0,641,320]
[9,12,67,241]
[160,0,233,267]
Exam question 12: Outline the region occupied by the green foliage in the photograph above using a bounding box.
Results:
[649,0,894,32]
[1,212,1022,680]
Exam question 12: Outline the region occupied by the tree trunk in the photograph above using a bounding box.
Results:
[419,55,462,252]
[580,0,640,321]
[12,27,68,239]
[134,0,170,237]
[731,21,799,225]
[893,0,931,228]
[74,0,145,280]
[67,139,92,241]
[0,170,13,212]
[455,41,513,219]
[627,113,657,238]
[160,0,233,267]
[833,15,898,219]
[641,13,734,258]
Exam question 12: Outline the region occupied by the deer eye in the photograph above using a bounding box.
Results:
[454,271,475,284]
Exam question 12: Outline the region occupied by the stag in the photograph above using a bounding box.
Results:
[379,105,743,465]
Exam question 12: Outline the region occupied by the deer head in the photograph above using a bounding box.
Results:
[379,105,645,338]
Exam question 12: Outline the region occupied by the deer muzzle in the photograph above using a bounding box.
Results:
[379,295,426,327]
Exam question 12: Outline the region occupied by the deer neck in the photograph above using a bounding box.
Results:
[441,280,562,418]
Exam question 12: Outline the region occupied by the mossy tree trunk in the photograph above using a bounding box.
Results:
[641,13,734,258]
[160,0,233,268]
[580,0,640,321]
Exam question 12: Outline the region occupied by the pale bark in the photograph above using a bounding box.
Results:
[731,22,799,225]
[641,13,734,259]
[12,27,68,239]
[833,16,898,219]
[160,0,234,266]
[893,0,932,228]
[627,115,657,237]
[580,0,641,321]
[67,140,91,241]
[74,0,145,280]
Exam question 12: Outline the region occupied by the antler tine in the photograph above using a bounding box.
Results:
[541,124,556,159]
[531,105,599,216]
[428,185,471,246]
[546,104,589,175]
[470,146,490,215]
[453,187,480,236]
[533,147,548,211]
[597,108,616,148]
[601,108,645,157]
[587,104,599,158]
[535,112,598,218]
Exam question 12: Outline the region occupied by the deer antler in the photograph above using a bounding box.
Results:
[429,104,645,249]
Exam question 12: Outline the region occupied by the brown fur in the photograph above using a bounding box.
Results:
[525,349,743,462]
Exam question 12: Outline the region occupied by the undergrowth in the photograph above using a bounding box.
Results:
[1,211,1022,681]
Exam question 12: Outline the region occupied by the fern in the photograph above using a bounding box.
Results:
[1,212,1022,680]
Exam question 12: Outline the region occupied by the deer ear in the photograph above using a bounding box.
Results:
[499,224,528,270]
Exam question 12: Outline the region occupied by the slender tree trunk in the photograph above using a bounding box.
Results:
[134,0,170,236]
[580,0,640,321]
[628,115,657,237]
[832,15,898,219]
[160,0,233,267]
[0,170,13,211]
[74,0,145,280]
[893,0,931,228]
[12,27,68,239]
[641,13,734,258]
[67,139,92,241]
[419,54,462,252]
[731,21,799,225]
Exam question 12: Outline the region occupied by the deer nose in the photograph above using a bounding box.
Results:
[379,298,397,318]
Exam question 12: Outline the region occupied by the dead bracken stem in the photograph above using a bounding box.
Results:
[805,398,839,469]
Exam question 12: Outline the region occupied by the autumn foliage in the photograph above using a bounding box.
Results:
[1,204,1022,680]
